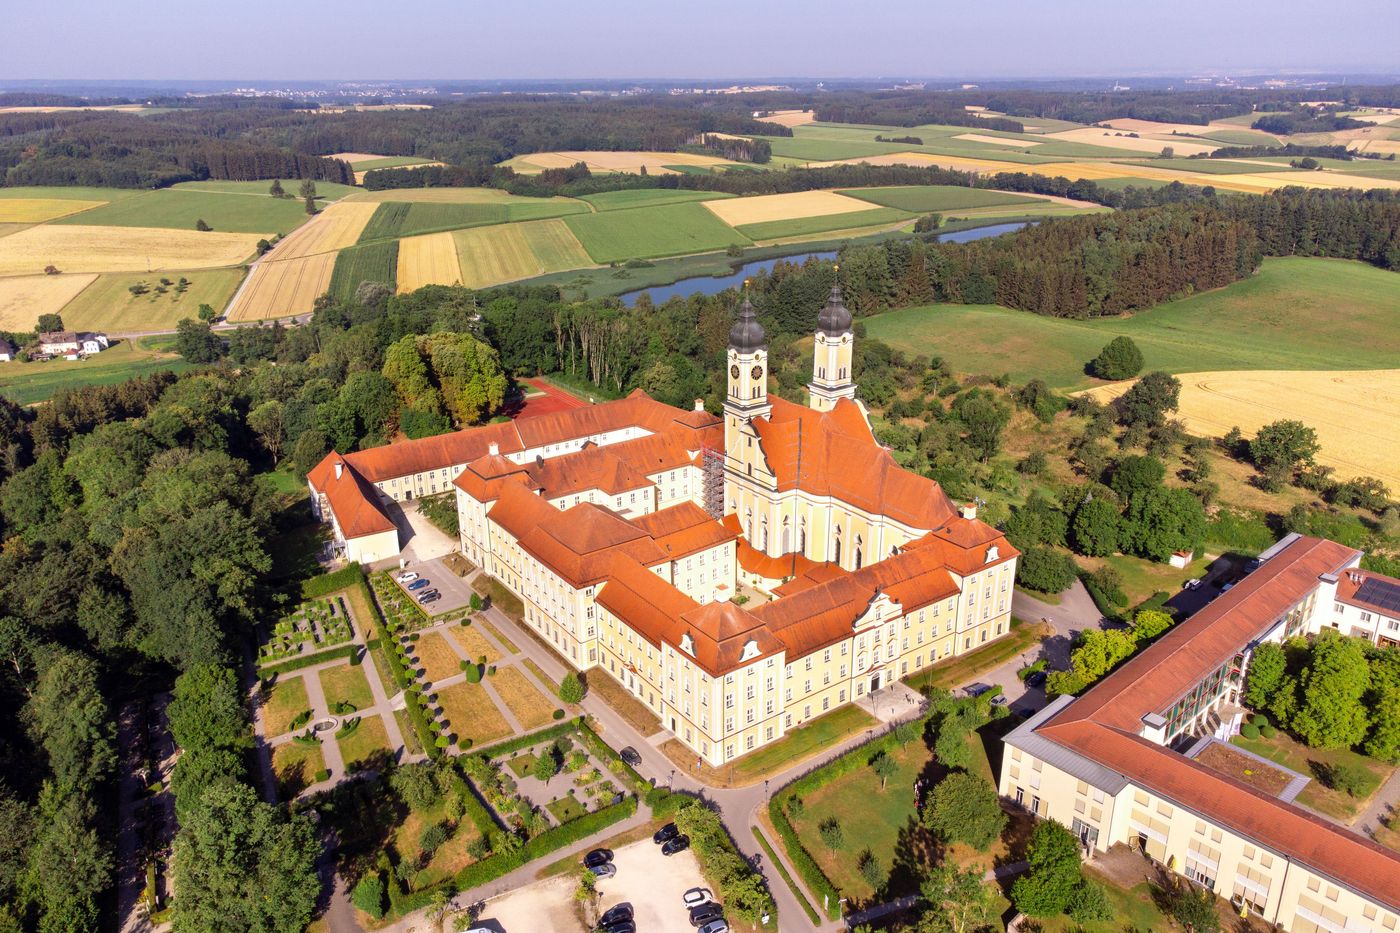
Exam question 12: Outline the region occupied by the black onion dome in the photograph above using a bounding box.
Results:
[817,283,852,336]
[728,297,767,351]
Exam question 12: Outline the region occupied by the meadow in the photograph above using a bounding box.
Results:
[328,240,399,302]
[839,185,1046,212]
[58,268,246,332]
[862,258,1400,389]
[735,207,910,241]
[51,188,317,234]
[579,189,733,211]
[0,338,189,405]
[564,202,749,262]
[170,179,359,200]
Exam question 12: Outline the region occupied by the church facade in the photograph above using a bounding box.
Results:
[311,287,1018,766]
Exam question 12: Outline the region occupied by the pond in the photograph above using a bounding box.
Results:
[620,221,1031,305]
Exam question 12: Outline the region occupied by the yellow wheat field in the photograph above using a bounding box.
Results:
[326,152,393,165]
[0,273,99,330]
[397,232,462,292]
[0,224,30,240]
[953,133,1042,148]
[225,252,337,321]
[0,225,261,276]
[259,201,377,262]
[1082,370,1400,491]
[507,150,738,175]
[703,190,874,226]
[451,219,593,288]
[1043,127,1219,156]
[757,109,817,128]
[0,198,106,223]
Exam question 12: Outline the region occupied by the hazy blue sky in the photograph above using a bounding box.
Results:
[5,0,1398,80]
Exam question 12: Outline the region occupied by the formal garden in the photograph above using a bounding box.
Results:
[256,593,355,665]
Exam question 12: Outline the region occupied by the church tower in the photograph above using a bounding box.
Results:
[808,282,856,412]
[724,297,771,455]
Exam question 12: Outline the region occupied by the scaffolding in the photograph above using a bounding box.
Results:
[701,445,725,519]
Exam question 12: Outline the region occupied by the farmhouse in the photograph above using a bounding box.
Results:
[37,330,108,358]
[0,339,14,362]
[1000,533,1400,931]
[309,287,1019,765]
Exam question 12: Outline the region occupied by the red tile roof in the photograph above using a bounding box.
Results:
[630,503,737,560]
[1334,567,1400,618]
[306,452,397,539]
[1033,536,1400,910]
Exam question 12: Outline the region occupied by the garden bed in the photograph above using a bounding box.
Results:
[257,594,354,665]
[1194,741,1294,797]
[1233,731,1392,821]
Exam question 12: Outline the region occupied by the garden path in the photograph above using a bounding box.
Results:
[1356,763,1400,838]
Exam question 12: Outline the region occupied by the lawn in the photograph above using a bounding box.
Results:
[0,338,190,405]
[565,202,750,262]
[58,268,245,332]
[840,185,1043,212]
[319,663,375,712]
[394,707,423,755]
[903,618,1042,695]
[448,623,502,665]
[327,239,397,302]
[546,795,587,824]
[587,669,663,737]
[262,676,311,737]
[391,792,483,888]
[272,741,325,798]
[413,631,465,685]
[580,189,735,211]
[523,658,560,693]
[172,179,359,200]
[477,618,520,654]
[52,188,317,234]
[1038,873,1172,933]
[663,704,877,788]
[735,207,910,241]
[1233,731,1393,821]
[1078,553,1212,608]
[863,257,1400,390]
[505,752,539,778]
[492,666,557,729]
[437,681,513,746]
[336,715,394,771]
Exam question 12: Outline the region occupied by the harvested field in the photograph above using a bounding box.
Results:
[225,252,336,321]
[59,268,244,332]
[453,218,593,287]
[397,232,462,291]
[260,201,377,261]
[1044,127,1216,156]
[1082,369,1400,491]
[0,273,98,330]
[703,190,875,226]
[953,133,1041,147]
[757,109,817,128]
[0,225,260,276]
[0,225,30,239]
[492,666,556,729]
[51,189,313,234]
[0,198,105,223]
[507,150,740,175]
[437,682,512,746]
[326,151,400,166]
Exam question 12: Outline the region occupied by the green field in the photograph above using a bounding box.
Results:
[360,198,589,242]
[0,186,145,202]
[0,338,190,405]
[735,207,910,241]
[565,202,751,262]
[1196,128,1283,147]
[580,189,734,211]
[840,185,1043,212]
[171,179,360,200]
[51,189,317,234]
[863,257,1400,389]
[351,155,432,171]
[329,240,398,302]
[60,268,246,332]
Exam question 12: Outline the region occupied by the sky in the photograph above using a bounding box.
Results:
[4,0,1399,82]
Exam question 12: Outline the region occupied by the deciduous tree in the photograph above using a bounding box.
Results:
[921,771,1006,851]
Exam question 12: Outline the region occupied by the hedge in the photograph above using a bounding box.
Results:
[473,718,580,759]
[522,795,637,860]
[300,563,366,599]
[399,690,441,760]
[768,796,841,920]
[258,643,359,676]
[753,826,820,926]
[576,720,649,793]
[1078,570,1127,625]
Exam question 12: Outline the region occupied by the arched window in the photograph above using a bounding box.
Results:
[782,516,791,554]
[745,508,752,542]
[855,535,863,571]
[799,517,807,554]
[761,517,769,551]
[833,526,842,566]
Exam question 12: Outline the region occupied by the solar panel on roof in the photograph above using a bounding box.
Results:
[1355,578,1400,614]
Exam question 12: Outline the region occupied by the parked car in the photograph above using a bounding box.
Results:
[661,835,690,856]
[964,682,993,698]
[697,921,729,933]
[583,848,613,869]
[1025,670,1047,688]
[416,589,440,603]
[407,578,431,591]
[1183,578,1201,590]
[397,571,419,583]
[653,822,679,844]
[619,746,643,767]
[601,922,635,933]
[599,904,633,927]
[991,693,1009,706]
[588,862,616,879]
[689,903,724,926]
[682,887,712,908]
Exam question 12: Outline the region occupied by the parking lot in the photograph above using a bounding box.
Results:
[392,555,477,616]
[474,838,711,932]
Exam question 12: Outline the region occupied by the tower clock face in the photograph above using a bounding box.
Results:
[751,365,764,380]
[730,364,740,379]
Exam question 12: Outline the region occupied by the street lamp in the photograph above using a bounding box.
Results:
[669,768,675,790]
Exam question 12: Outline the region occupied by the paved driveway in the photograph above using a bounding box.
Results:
[391,556,476,616]
[388,500,458,563]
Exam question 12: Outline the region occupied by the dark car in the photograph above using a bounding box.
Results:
[653,822,679,844]
[661,835,690,856]
[601,923,635,933]
[1025,670,1047,688]
[689,903,724,927]
[416,589,440,602]
[964,682,993,698]
[619,746,642,767]
[599,904,633,927]
[583,848,613,869]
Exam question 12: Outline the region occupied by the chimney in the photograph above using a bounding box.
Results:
[960,502,977,520]
[488,441,499,456]
[694,398,705,412]
[334,461,343,480]
[1140,712,1168,745]
[714,583,731,603]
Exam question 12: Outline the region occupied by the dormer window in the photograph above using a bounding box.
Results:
[740,639,761,662]
[986,545,999,563]
[680,633,695,656]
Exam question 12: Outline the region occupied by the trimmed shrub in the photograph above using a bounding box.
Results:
[464,663,482,684]
[258,642,359,676]
[314,768,331,782]
[559,671,585,704]
[350,872,385,919]
[552,709,566,720]
[1240,723,1260,740]
[1259,724,1277,738]
[458,738,473,751]
[301,563,366,599]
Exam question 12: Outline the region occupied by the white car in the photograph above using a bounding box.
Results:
[683,887,712,908]
[397,571,419,583]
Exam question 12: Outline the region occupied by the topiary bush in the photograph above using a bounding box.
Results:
[1259,724,1277,738]
[351,872,385,919]
[314,768,331,782]
[464,663,482,683]
[552,709,566,720]
[1240,723,1260,740]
